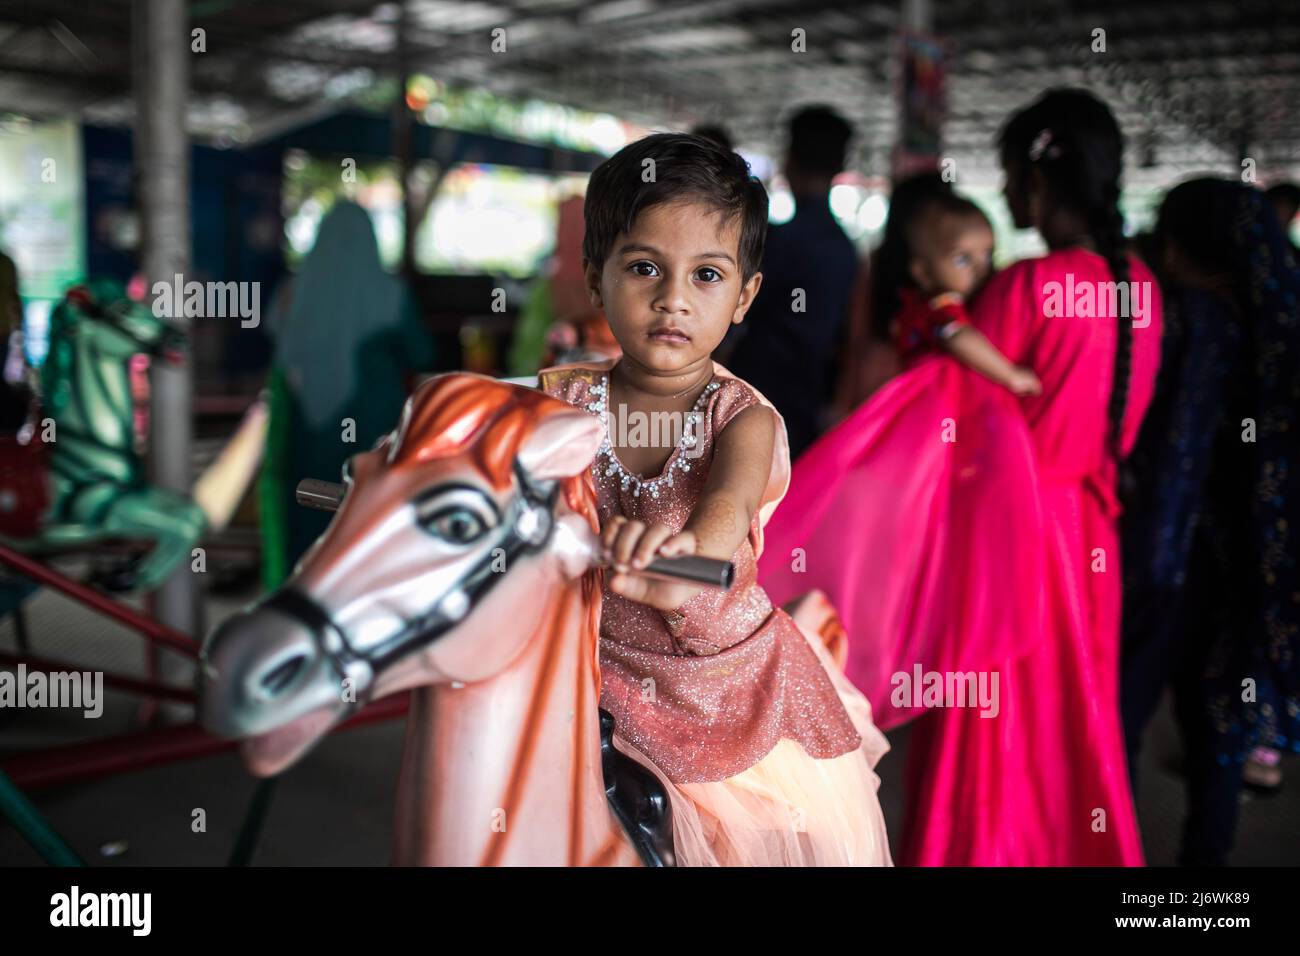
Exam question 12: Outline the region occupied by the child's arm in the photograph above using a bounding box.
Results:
[942,324,1042,396]
[923,292,1040,396]
[604,403,776,611]
[684,403,775,557]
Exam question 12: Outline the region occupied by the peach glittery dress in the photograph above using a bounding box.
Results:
[541,357,892,866]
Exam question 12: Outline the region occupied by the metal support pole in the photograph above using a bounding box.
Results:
[12,601,29,655]
[0,545,197,656]
[0,768,84,866]
[394,0,416,279]
[901,0,931,32]
[0,651,196,703]
[1,694,409,791]
[135,0,198,639]
[227,778,277,867]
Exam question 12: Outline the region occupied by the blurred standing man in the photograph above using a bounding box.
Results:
[721,106,857,460]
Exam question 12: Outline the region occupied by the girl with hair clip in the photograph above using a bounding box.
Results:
[760,88,1162,865]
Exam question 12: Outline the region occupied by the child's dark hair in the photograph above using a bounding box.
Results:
[869,173,988,339]
[999,88,1130,458]
[582,132,769,281]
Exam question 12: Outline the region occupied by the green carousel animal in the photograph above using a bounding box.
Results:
[5,279,266,593]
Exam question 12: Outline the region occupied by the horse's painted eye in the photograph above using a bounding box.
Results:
[427,506,488,544]
[414,485,500,545]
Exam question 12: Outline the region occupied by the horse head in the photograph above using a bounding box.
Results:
[198,373,606,778]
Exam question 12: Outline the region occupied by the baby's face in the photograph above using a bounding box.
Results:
[911,213,995,298]
[584,200,762,376]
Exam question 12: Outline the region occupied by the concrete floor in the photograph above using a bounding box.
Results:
[1,575,1297,866]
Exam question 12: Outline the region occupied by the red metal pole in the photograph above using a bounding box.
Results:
[0,722,233,790]
[0,543,197,656]
[0,651,195,703]
[0,694,410,790]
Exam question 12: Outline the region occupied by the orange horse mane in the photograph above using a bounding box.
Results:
[389,372,601,536]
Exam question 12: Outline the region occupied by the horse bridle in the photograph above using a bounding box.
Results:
[263,458,560,712]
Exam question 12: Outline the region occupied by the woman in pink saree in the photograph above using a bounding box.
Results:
[760,89,1161,865]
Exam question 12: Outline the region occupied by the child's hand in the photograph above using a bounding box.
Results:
[601,516,703,611]
[1006,366,1042,396]
[926,290,965,309]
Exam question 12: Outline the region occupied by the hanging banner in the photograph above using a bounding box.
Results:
[893,32,947,180]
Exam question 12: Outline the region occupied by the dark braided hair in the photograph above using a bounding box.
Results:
[999,89,1132,461]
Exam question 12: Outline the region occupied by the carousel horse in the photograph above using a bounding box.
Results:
[198,372,849,867]
[2,280,266,592]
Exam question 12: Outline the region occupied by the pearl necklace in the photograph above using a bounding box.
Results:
[585,372,720,499]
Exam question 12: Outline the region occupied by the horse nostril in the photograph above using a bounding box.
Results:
[260,654,308,696]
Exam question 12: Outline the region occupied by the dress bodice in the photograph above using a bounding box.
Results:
[539,359,862,784]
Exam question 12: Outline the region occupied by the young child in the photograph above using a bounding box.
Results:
[894,192,1042,396]
[539,133,892,866]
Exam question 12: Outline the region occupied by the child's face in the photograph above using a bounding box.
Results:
[909,212,995,298]
[583,200,762,376]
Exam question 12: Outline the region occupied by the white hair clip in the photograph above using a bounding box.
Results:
[1028,129,1060,162]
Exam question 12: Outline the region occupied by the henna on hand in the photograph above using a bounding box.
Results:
[689,496,739,556]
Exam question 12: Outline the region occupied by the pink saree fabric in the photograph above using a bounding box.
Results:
[760,249,1162,865]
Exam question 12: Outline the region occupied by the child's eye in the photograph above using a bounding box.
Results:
[953,254,971,268]
[696,266,723,283]
[630,261,659,277]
